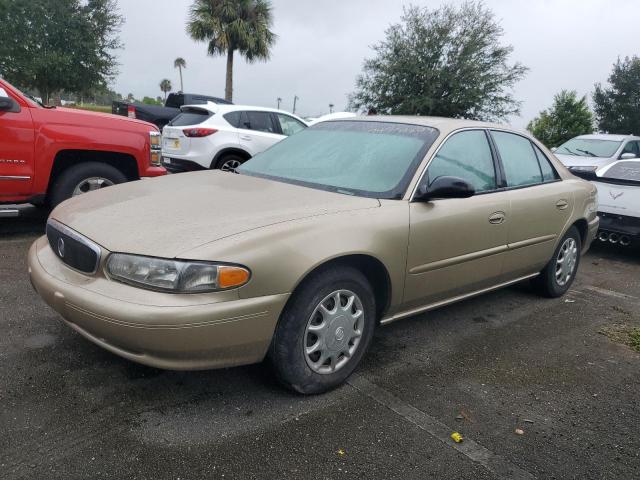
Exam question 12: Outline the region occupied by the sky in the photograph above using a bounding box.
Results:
[113,0,639,128]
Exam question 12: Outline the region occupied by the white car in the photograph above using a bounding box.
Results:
[308,112,357,125]
[553,134,640,173]
[574,160,640,247]
[161,103,308,173]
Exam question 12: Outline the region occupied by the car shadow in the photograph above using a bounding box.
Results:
[0,205,48,238]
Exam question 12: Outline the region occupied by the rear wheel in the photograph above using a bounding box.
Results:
[215,154,246,173]
[532,226,582,298]
[269,266,376,394]
[49,162,127,208]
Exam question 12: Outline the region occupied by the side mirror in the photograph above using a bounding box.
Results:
[0,96,19,113]
[571,169,597,181]
[414,176,475,202]
[620,152,637,160]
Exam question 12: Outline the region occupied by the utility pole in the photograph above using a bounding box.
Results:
[293,95,299,114]
[277,97,282,109]
[329,103,334,114]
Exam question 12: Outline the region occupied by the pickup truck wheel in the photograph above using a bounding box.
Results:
[269,266,376,395]
[215,154,246,173]
[49,162,127,208]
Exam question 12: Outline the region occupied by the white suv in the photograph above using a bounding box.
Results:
[161,104,308,173]
[553,134,640,173]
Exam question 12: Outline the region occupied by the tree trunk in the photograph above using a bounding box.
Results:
[179,67,184,92]
[225,48,234,102]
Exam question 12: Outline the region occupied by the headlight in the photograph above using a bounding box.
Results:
[569,166,598,172]
[106,253,250,293]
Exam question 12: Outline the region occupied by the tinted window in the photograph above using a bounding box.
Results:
[224,111,243,128]
[276,114,306,136]
[168,109,212,126]
[165,94,183,108]
[426,130,496,193]
[533,144,559,182]
[492,131,542,187]
[245,111,277,133]
[621,141,640,157]
[238,121,439,199]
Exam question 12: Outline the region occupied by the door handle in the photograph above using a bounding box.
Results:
[556,199,569,210]
[488,211,506,224]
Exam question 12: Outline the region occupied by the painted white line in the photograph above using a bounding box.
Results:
[581,285,638,300]
[348,375,535,480]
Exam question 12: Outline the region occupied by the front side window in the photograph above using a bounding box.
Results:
[426,130,497,193]
[238,121,439,199]
[492,131,543,187]
[533,144,559,182]
[245,111,277,133]
[277,114,307,136]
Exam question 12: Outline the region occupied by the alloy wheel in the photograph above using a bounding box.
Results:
[72,177,115,196]
[555,237,578,287]
[221,159,242,172]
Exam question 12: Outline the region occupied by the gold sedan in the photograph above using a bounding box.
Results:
[28,117,599,394]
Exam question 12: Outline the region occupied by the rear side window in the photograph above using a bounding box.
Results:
[426,130,497,193]
[492,131,543,187]
[245,111,277,133]
[603,162,640,181]
[169,109,212,126]
[224,111,243,128]
[533,144,559,182]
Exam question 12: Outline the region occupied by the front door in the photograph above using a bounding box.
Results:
[238,111,284,156]
[405,129,510,308]
[0,86,34,198]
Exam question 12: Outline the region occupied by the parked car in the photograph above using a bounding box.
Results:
[0,79,165,213]
[553,134,640,173]
[29,117,599,394]
[308,111,357,125]
[574,160,640,247]
[112,93,232,130]
[161,103,308,173]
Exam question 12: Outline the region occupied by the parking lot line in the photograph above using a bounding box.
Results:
[581,285,638,300]
[348,374,535,480]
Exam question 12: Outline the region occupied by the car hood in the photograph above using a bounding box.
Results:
[50,171,380,258]
[554,153,612,169]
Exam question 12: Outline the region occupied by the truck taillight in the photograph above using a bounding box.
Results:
[127,105,136,119]
[149,131,161,166]
[183,128,218,138]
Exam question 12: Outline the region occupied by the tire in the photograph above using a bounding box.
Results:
[49,162,127,208]
[269,266,377,395]
[215,154,246,173]
[532,226,582,298]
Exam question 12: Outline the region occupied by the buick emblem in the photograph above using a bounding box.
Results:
[609,190,624,200]
[57,238,65,258]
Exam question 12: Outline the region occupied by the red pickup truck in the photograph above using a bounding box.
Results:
[0,79,165,212]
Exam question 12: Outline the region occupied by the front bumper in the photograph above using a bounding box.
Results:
[28,237,289,370]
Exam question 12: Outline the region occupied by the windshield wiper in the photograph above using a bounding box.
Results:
[559,146,578,155]
[576,149,597,157]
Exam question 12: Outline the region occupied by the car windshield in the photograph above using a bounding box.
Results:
[237,121,439,199]
[556,138,622,158]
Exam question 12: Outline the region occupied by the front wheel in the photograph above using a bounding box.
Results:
[49,162,127,208]
[532,226,582,298]
[269,266,376,394]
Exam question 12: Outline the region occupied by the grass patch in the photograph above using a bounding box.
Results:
[600,324,640,353]
[66,104,112,114]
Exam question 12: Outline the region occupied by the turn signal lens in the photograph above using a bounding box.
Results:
[183,128,218,138]
[218,266,251,289]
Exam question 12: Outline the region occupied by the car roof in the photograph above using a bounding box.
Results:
[573,133,640,141]
[181,102,302,117]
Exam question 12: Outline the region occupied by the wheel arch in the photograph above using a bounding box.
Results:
[210,148,252,169]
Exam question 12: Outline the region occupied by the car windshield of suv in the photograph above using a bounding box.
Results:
[237,121,439,199]
[556,138,622,158]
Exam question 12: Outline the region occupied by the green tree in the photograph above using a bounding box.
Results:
[349,2,527,120]
[187,0,276,102]
[527,90,593,147]
[174,57,187,92]
[160,79,172,100]
[142,96,163,105]
[0,0,122,104]
[593,56,640,135]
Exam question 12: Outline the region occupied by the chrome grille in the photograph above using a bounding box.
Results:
[46,219,102,274]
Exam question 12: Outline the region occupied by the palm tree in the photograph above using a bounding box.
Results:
[159,79,172,101]
[187,0,276,102]
[174,57,187,92]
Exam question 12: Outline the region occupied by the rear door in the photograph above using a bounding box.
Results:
[237,111,284,155]
[490,130,573,278]
[0,86,34,196]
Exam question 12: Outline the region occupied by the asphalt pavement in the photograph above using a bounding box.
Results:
[1,207,639,479]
